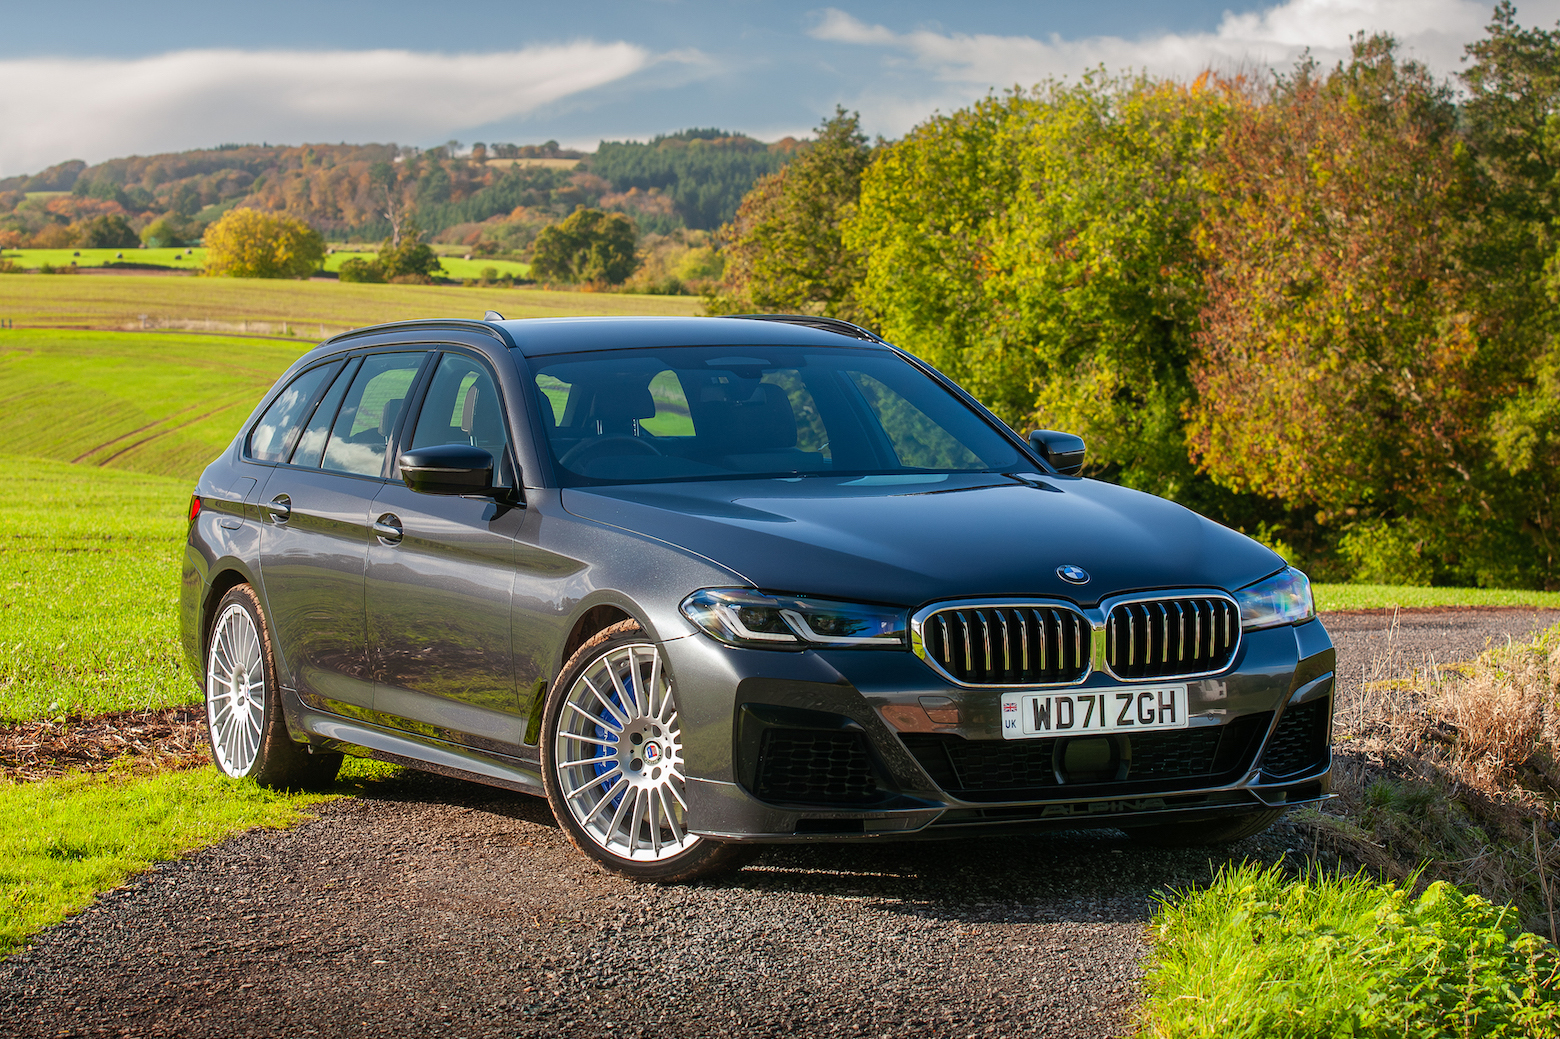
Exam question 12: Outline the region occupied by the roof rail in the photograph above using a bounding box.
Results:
[322,318,513,348]
[722,313,883,342]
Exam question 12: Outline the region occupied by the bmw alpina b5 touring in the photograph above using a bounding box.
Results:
[181,314,1334,881]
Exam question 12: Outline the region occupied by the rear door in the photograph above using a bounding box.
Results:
[257,350,429,716]
[365,350,526,751]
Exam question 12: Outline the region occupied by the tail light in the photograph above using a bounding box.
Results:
[187,494,202,524]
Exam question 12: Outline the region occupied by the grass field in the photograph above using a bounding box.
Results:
[0,270,701,334]
[0,457,194,723]
[1,249,532,281]
[0,329,300,477]
[1312,583,1560,611]
[2,248,203,271]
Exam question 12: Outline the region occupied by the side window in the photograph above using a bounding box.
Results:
[847,370,983,469]
[637,370,693,437]
[320,352,428,478]
[289,358,358,469]
[409,354,512,486]
[247,362,341,463]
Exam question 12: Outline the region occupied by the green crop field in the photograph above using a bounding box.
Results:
[0,329,301,478]
[0,270,701,334]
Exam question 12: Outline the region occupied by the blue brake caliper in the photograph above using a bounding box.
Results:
[593,672,632,807]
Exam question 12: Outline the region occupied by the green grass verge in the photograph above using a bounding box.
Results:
[0,269,701,331]
[1314,584,1560,611]
[1142,863,1560,1038]
[0,329,302,477]
[0,457,192,722]
[0,758,397,956]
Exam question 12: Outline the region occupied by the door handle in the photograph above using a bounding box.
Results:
[265,495,291,522]
[373,513,403,544]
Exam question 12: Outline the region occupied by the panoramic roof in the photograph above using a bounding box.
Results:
[497,316,887,357]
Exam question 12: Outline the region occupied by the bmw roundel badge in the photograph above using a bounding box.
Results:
[1057,565,1090,585]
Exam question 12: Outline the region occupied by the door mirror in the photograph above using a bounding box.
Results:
[1028,429,1086,476]
[399,444,494,495]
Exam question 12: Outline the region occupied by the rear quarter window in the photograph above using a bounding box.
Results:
[247,362,342,463]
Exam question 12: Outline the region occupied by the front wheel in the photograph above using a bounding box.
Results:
[204,585,341,789]
[541,621,756,883]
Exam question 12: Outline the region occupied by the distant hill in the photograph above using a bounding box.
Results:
[0,131,801,254]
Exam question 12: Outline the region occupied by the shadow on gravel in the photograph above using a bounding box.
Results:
[351,764,1285,926]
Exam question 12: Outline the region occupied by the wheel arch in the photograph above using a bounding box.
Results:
[559,602,639,674]
[200,565,256,670]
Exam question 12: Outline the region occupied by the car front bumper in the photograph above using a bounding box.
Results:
[666,617,1336,842]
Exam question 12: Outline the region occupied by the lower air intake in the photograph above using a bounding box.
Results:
[752,728,879,804]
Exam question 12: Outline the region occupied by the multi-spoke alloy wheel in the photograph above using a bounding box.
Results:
[206,602,267,775]
[542,621,756,882]
[201,585,341,789]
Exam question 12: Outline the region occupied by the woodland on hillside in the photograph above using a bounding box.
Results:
[0,130,799,264]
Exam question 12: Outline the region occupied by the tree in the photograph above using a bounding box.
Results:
[530,207,638,284]
[75,213,139,248]
[707,108,872,320]
[202,208,325,278]
[1184,38,1528,583]
[845,79,1235,502]
[139,214,196,248]
[377,221,442,282]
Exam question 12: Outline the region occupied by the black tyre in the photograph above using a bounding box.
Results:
[204,585,341,790]
[541,620,757,883]
[1126,808,1286,847]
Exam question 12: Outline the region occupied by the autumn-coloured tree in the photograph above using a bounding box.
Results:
[202,208,325,279]
[530,207,638,285]
[1185,38,1519,580]
[706,109,872,321]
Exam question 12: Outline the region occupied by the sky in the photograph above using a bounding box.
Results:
[2,0,1558,177]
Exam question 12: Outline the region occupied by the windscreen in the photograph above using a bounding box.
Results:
[531,345,1026,485]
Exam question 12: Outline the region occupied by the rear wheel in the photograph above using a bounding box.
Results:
[204,585,341,790]
[542,620,756,883]
[1126,808,1285,847]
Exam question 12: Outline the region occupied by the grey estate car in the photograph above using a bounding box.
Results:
[180,314,1335,881]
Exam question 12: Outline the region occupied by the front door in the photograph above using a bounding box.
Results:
[365,351,525,751]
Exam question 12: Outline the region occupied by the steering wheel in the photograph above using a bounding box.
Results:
[559,435,664,469]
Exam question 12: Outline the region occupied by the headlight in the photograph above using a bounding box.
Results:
[680,589,906,649]
[1235,567,1315,630]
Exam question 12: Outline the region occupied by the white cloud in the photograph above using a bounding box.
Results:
[0,42,666,176]
[810,0,1520,137]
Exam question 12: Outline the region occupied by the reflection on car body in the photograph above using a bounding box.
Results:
[180,314,1335,881]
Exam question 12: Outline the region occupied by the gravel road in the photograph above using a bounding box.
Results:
[4,608,1556,1039]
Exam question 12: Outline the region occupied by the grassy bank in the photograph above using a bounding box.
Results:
[1304,620,1560,938]
[0,457,192,723]
[0,270,700,334]
[1141,863,1560,1037]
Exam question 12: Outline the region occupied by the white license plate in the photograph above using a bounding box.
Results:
[1000,685,1189,740]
